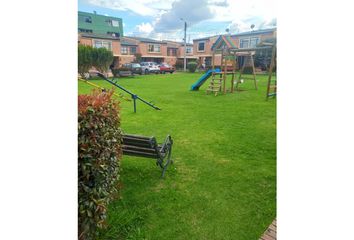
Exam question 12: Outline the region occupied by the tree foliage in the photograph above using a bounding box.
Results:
[92,47,114,73]
[78,45,94,78]
[78,44,114,77]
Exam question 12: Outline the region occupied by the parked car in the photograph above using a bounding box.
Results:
[122,63,143,75]
[158,63,175,74]
[140,62,160,74]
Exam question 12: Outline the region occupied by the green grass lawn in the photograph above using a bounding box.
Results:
[78,72,276,240]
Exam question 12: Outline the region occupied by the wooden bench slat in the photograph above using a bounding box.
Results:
[122,145,157,153]
[123,149,158,158]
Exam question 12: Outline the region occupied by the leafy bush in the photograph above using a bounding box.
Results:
[134,53,142,63]
[92,47,114,73]
[187,61,198,73]
[78,90,122,240]
[78,45,93,78]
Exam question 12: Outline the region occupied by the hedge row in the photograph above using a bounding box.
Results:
[78,89,122,240]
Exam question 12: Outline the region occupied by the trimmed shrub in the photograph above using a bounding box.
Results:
[78,90,122,240]
[78,45,93,78]
[92,47,114,73]
[187,61,198,73]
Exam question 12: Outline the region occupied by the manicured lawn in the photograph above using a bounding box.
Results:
[78,72,276,240]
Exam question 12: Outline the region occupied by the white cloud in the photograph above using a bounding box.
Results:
[136,22,154,34]
[85,0,276,39]
[154,0,213,32]
[85,0,174,16]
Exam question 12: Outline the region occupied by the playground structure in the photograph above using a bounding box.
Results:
[190,35,276,98]
[80,71,161,113]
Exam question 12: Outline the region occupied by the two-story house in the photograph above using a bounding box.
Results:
[78,33,121,69]
[193,28,276,67]
[163,41,197,66]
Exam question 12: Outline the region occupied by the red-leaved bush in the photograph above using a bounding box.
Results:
[78,89,122,240]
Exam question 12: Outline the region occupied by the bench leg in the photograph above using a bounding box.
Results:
[160,146,172,178]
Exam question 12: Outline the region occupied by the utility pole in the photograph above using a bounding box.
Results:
[181,18,187,72]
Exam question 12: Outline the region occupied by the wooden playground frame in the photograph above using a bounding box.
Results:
[207,38,276,98]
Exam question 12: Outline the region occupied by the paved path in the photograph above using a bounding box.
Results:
[259,219,276,240]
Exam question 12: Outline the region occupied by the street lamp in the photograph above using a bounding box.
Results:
[180,18,187,72]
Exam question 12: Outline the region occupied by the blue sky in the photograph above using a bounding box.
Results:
[78,0,276,42]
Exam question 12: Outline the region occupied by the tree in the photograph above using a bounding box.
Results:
[134,53,142,63]
[92,47,114,73]
[78,45,93,78]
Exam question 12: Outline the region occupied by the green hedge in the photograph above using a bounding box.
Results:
[78,90,122,240]
[78,44,114,77]
[187,61,198,73]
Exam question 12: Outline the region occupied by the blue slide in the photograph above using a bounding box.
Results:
[190,68,221,91]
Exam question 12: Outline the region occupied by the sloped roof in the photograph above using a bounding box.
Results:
[120,37,138,46]
[211,35,238,51]
[79,33,120,40]
[125,36,166,44]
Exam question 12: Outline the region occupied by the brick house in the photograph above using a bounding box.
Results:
[193,28,276,67]
[78,33,121,69]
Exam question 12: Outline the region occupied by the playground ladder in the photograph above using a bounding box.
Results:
[206,72,223,96]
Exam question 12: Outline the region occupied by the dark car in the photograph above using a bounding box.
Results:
[159,63,175,74]
[122,63,143,75]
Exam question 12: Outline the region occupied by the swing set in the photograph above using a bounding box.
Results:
[206,35,276,98]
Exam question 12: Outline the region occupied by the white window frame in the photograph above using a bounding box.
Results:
[121,46,128,55]
[239,38,250,49]
[111,20,119,27]
[148,44,161,53]
[93,40,112,50]
[186,46,193,54]
[250,37,260,48]
[197,41,206,52]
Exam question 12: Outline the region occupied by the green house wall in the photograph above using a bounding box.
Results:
[78,11,123,37]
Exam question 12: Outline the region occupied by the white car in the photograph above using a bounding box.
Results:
[140,62,160,74]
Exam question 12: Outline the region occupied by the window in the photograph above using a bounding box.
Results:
[148,44,161,53]
[112,20,119,27]
[168,48,177,56]
[78,28,92,33]
[186,47,193,54]
[93,40,112,50]
[107,19,120,27]
[240,38,250,48]
[130,47,137,54]
[250,37,260,48]
[121,46,128,55]
[79,14,92,23]
[198,41,205,52]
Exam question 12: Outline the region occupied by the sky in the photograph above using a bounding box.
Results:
[78,0,276,42]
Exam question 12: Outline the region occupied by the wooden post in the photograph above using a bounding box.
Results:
[231,52,236,93]
[266,44,276,99]
[223,50,227,94]
[212,51,215,71]
[250,53,258,90]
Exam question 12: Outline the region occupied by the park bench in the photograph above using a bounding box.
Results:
[122,134,173,177]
